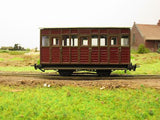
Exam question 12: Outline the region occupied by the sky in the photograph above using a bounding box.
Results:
[0,0,160,49]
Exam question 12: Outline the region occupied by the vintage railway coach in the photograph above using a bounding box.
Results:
[35,27,136,76]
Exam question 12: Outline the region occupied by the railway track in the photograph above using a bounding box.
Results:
[0,72,160,80]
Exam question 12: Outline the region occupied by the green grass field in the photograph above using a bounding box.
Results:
[0,86,160,120]
[114,53,160,75]
[0,50,29,55]
[0,51,160,75]
[0,66,36,72]
[0,51,160,119]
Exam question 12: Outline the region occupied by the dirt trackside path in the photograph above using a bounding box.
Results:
[0,74,160,89]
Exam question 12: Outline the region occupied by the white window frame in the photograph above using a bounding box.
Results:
[91,35,98,46]
[71,36,78,47]
[100,35,107,46]
[62,36,70,46]
[42,36,50,47]
[81,37,88,46]
[111,37,117,46]
[53,37,59,46]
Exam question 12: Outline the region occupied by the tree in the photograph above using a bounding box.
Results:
[14,44,19,50]
[13,44,25,50]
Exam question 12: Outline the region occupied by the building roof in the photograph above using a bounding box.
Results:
[40,27,131,29]
[136,24,160,40]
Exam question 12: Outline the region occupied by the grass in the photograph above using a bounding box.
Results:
[113,62,160,75]
[113,52,160,75]
[0,58,4,61]
[8,51,28,55]
[0,66,36,72]
[131,53,160,75]
[9,57,24,61]
[0,50,10,53]
[0,66,56,73]
[0,86,159,120]
[131,53,160,65]
[0,51,39,68]
[0,50,28,55]
[0,51,160,119]
[0,50,160,75]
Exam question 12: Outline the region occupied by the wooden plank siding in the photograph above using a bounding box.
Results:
[40,28,130,65]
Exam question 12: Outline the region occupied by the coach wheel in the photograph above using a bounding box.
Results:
[96,70,111,77]
[58,70,74,76]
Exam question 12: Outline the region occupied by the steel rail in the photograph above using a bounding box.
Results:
[0,72,160,80]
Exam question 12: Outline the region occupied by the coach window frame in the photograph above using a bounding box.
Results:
[41,35,50,47]
[71,35,78,47]
[80,36,89,46]
[91,35,98,46]
[52,36,60,46]
[110,36,118,46]
[62,35,70,46]
[121,35,129,46]
[100,35,108,46]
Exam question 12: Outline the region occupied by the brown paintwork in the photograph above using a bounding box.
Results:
[40,27,130,65]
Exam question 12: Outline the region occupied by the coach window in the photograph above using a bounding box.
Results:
[111,37,117,45]
[91,35,98,46]
[100,35,107,46]
[62,35,70,46]
[42,36,49,47]
[121,36,129,46]
[52,37,59,46]
[81,36,88,46]
[71,35,78,46]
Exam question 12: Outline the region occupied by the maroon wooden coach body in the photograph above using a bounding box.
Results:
[35,27,136,76]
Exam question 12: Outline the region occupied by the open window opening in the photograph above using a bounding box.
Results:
[71,35,78,46]
[100,35,107,46]
[111,37,117,45]
[42,36,50,47]
[52,37,59,46]
[121,36,129,46]
[81,36,88,46]
[91,35,98,46]
[62,35,70,46]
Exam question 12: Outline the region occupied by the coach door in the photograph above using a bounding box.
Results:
[41,36,50,63]
[80,36,89,64]
[61,35,70,63]
[120,36,130,64]
[109,36,119,64]
[99,35,108,63]
[70,35,78,63]
[51,36,60,63]
[91,35,99,63]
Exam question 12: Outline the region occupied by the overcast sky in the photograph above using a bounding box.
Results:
[0,0,159,49]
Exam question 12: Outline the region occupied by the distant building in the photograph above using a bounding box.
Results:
[131,20,160,52]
